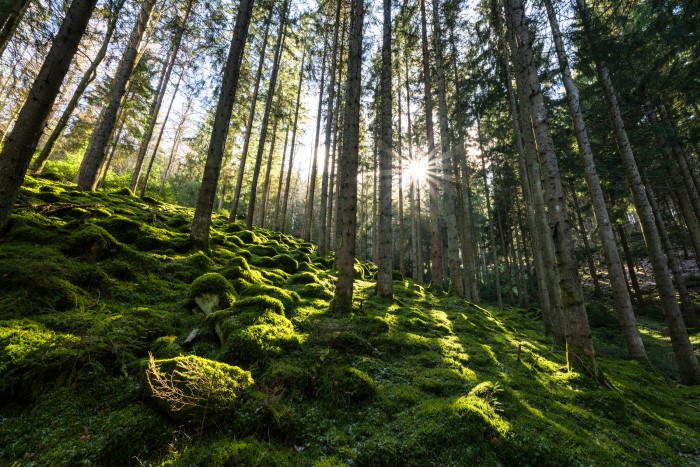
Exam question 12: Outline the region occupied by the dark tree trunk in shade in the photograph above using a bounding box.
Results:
[0,0,98,233]
[190,0,255,248]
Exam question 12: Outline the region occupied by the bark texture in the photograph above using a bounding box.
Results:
[0,0,98,232]
[190,0,254,248]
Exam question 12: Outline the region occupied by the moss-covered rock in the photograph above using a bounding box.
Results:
[150,335,185,359]
[322,366,376,402]
[64,224,120,261]
[234,230,261,244]
[189,273,235,315]
[223,313,301,363]
[239,284,300,312]
[271,254,298,274]
[146,355,254,426]
[159,437,295,466]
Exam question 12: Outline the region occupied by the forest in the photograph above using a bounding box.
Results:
[0,0,699,464]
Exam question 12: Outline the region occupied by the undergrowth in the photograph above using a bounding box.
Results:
[0,177,699,466]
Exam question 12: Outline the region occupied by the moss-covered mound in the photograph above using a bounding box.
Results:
[1,178,699,466]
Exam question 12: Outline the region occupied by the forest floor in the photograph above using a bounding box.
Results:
[1,176,699,466]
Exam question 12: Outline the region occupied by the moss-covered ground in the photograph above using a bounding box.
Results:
[1,177,699,466]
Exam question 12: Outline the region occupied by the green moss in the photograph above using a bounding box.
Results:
[166,251,215,282]
[250,244,279,257]
[295,282,334,301]
[414,367,470,395]
[115,187,134,196]
[261,360,312,395]
[160,437,295,466]
[63,224,121,261]
[234,230,261,244]
[223,314,301,363]
[146,355,254,426]
[189,273,235,315]
[271,254,298,274]
[288,271,320,285]
[231,295,286,316]
[323,366,376,402]
[151,335,184,358]
[239,284,300,311]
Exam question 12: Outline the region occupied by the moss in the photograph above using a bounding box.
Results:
[96,215,173,251]
[115,187,134,196]
[166,251,215,282]
[259,268,288,285]
[189,273,235,315]
[234,230,261,244]
[223,314,301,363]
[272,254,299,274]
[146,355,254,426]
[396,396,509,463]
[261,360,312,395]
[63,224,121,261]
[151,335,185,358]
[250,244,279,257]
[288,271,320,285]
[231,295,286,316]
[414,367,470,395]
[160,437,296,466]
[8,213,62,244]
[322,366,376,402]
[0,380,169,466]
[295,283,334,301]
[225,222,245,233]
[220,256,269,287]
[239,284,300,311]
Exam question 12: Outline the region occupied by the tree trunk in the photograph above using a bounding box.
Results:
[570,186,603,298]
[76,0,156,190]
[131,0,194,193]
[498,0,563,341]
[281,47,306,232]
[302,32,329,240]
[432,0,464,297]
[318,0,342,256]
[478,118,503,310]
[31,0,124,174]
[576,0,700,384]
[544,0,645,359]
[0,0,98,233]
[0,0,30,57]
[190,0,254,248]
[246,0,288,229]
[273,126,290,230]
[141,54,189,196]
[258,83,283,227]
[229,8,273,221]
[161,101,191,194]
[646,179,699,328]
[332,0,364,314]
[376,0,393,298]
[507,0,601,379]
[419,0,444,290]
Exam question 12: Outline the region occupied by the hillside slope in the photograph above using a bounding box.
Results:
[1,177,699,466]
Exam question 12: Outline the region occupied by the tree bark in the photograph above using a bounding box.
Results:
[419,0,444,290]
[0,0,98,233]
[32,0,124,175]
[0,0,30,57]
[246,0,288,229]
[229,7,273,221]
[318,0,342,256]
[332,0,364,314]
[646,179,699,328]
[376,0,393,298]
[131,0,194,193]
[576,0,700,384]
[258,82,283,227]
[544,0,646,359]
[190,0,254,248]
[507,0,601,380]
[302,31,329,240]
[77,0,157,190]
[281,47,306,232]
